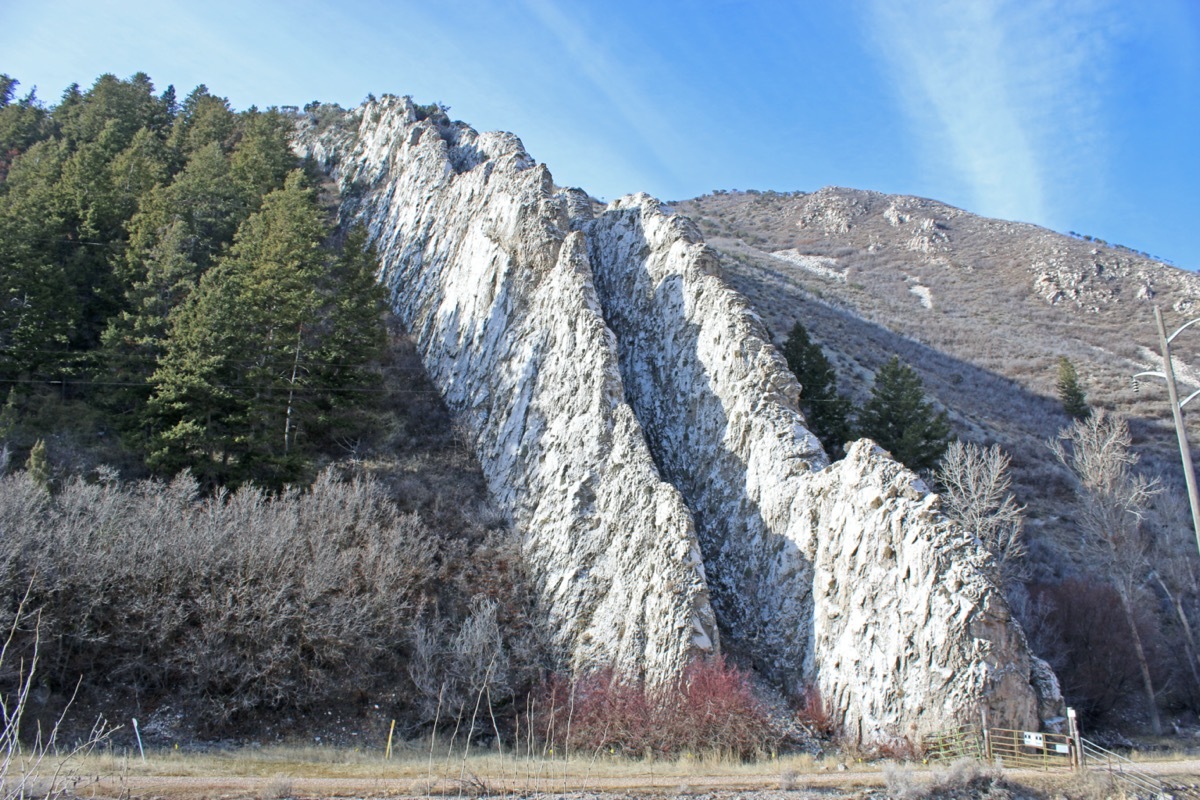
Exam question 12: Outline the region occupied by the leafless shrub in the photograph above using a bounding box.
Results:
[1,596,114,800]
[777,769,799,791]
[0,465,537,729]
[1063,769,1118,800]
[263,774,294,800]
[868,736,920,762]
[409,597,512,733]
[882,762,926,800]
[883,758,997,799]
[794,684,835,738]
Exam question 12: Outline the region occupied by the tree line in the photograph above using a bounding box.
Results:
[0,72,386,489]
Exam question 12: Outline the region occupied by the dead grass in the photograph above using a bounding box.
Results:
[42,742,1200,799]
[63,742,853,782]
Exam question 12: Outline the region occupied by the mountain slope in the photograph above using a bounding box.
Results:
[675,188,1200,563]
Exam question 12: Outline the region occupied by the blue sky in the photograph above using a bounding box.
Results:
[3,0,1197,268]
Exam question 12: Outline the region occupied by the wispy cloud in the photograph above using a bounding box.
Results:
[867,0,1116,226]
[520,0,688,195]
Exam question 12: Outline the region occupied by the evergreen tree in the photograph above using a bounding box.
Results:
[306,224,388,446]
[0,138,78,381]
[146,172,384,488]
[229,107,297,208]
[121,141,244,285]
[168,85,236,159]
[102,140,249,419]
[51,73,161,152]
[1056,356,1090,421]
[107,126,172,221]
[0,75,15,107]
[0,74,172,368]
[857,356,952,471]
[781,321,851,457]
[0,388,18,441]
[0,76,48,182]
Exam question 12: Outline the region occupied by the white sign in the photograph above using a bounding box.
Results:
[1023,732,1044,748]
[1054,743,1070,754]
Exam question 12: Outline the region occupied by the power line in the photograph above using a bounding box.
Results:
[0,376,445,396]
[0,346,434,372]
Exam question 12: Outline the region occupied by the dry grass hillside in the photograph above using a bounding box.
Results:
[673,188,1200,561]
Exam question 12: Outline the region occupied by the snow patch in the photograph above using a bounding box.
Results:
[770,249,846,282]
[905,274,934,310]
[909,284,934,310]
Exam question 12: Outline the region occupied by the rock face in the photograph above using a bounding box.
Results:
[294,96,1058,745]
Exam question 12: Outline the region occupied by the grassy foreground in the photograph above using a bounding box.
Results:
[18,740,1200,800]
[58,740,839,779]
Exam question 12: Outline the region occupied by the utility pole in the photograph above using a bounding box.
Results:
[1135,306,1200,558]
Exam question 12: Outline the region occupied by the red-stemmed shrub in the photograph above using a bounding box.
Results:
[530,656,777,760]
[795,684,836,738]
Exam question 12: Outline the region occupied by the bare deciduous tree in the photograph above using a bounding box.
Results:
[1051,411,1163,735]
[937,441,1028,588]
[1146,489,1200,701]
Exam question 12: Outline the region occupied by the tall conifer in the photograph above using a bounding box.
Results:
[781,321,851,457]
[1056,356,1090,421]
[857,356,952,472]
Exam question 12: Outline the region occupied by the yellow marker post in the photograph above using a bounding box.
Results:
[386,719,396,760]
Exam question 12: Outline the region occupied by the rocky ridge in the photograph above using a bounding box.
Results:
[294,97,1058,745]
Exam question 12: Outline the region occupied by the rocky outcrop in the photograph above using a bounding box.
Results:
[807,443,1049,743]
[579,193,1047,743]
[296,100,716,682]
[294,96,1058,745]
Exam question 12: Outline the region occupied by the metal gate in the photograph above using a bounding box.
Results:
[922,725,983,762]
[985,727,1076,770]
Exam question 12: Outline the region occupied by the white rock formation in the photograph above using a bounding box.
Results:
[296,98,716,682]
[294,96,1059,745]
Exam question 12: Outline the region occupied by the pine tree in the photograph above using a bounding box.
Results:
[781,321,851,457]
[0,76,48,182]
[306,224,387,447]
[167,85,236,159]
[1056,356,1090,421]
[857,356,952,472]
[103,142,245,402]
[229,107,296,208]
[0,138,78,381]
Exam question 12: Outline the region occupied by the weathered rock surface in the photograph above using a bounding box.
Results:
[296,99,716,681]
[294,97,1058,745]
